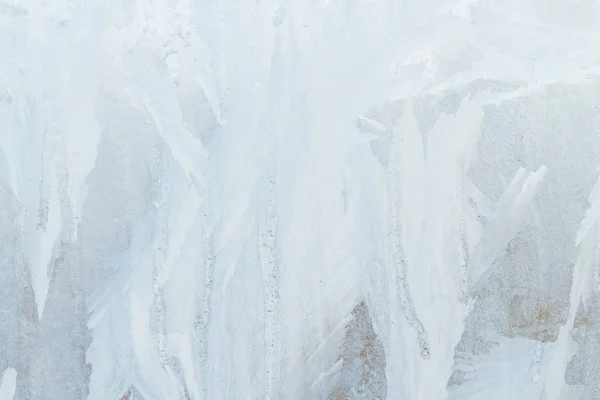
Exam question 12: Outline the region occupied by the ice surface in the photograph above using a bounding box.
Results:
[0,368,17,400]
[1,0,600,399]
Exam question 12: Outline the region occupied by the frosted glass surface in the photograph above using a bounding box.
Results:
[1,1,600,399]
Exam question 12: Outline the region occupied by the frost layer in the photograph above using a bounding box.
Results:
[0,1,599,399]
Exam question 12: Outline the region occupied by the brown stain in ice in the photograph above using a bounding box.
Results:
[328,300,386,400]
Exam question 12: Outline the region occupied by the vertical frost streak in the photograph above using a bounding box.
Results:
[259,133,279,400]
[388,129,430,360]
[152,151,171,367]
[195,175,215,396]
[150,151,188,397]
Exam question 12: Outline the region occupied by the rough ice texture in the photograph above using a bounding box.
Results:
[1,0,600,399]
[329,302,386,400]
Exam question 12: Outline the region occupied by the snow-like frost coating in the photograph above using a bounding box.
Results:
[1,0,600,399]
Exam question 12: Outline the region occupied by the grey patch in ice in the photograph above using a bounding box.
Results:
[272,1,289,27]
[355,100,404,168]
[451,79,600,397]
[121,386,146,400]
[30,240,91,400]
[367,79,526,161]
[565,293,600,398]
[177,82,220,150]
[0,87,13,105]
[0,1,28,17]
[368,139,389,168]
[448,329,499,391]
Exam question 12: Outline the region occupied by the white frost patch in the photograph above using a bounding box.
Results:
[373,93,485,398]
[0,367,16,400]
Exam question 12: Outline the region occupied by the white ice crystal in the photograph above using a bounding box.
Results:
[1,0,600,399]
